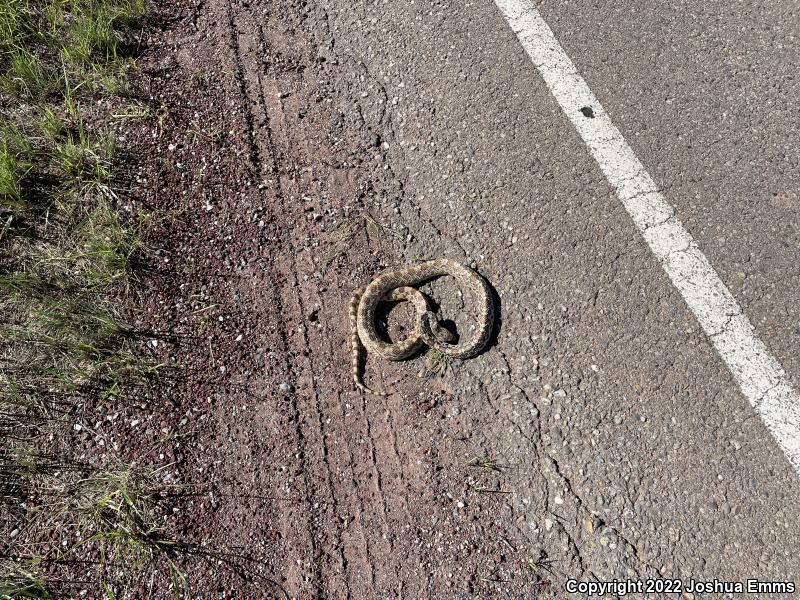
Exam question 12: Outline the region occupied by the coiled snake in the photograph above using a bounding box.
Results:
[349,259,494,395]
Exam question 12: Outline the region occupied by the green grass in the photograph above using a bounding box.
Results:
[0,141,26,210]
[54,121,114,198]
[0,268,161,418]
[423,347,452,378]
[54,465,188,595]
[1,48,49,95]
[72,197,145,282]
[0,562,52,599]
[473,566,504,586]
[1,464,188,598]
[38,105,64,140]
[0,0,147,98]
[0,0,187,596]
[466,456,505,472]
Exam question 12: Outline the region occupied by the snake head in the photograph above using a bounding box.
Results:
[420,311,457,347]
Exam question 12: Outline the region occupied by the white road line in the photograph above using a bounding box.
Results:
[493,0,800,474]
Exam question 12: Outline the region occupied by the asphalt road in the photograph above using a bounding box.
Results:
[313,0,800,592]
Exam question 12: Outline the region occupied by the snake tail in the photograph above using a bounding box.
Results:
[349,289,388,396]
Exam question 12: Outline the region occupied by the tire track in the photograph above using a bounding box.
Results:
[220,0,329,595]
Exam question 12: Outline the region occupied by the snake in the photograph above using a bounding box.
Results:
[349,259,494,395]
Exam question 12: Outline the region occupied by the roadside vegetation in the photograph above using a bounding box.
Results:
[0,0,185,596]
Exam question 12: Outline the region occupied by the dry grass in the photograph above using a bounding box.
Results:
[321,210,400,273]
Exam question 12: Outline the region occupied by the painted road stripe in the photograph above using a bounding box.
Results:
[493,0,800,474]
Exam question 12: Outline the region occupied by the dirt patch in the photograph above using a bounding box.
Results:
[114,0,565,597]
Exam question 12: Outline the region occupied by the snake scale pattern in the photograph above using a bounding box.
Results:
[349,259,494,395]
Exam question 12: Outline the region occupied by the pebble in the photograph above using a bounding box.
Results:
[279,382,294,393]
[602,527,618,540]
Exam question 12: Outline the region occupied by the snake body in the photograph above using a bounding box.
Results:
[349,259,494,395]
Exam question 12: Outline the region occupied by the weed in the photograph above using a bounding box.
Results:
[0,141,26,210]
[422,347,451,378]
[466,456,506,472]
[185,123,219,143]
[321,211,399,272]
[524,556,556,577]
[469,482,511,494]
[190,303,218,334]
[0,561,52,599]
[155,103,169,137]
[363,211,400,241]
[473,566,504,586]
[52,464,189,596]
[111,102,150,121]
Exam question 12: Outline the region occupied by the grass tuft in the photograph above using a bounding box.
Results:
[54,118,114,199]
[0,561,52,599]
[422,347,452,378]
[465,456,505,472]
[55,465,189,597]
[321,210,400,272]
[0,141,26,210]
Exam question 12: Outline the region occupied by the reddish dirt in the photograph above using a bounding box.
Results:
[114,0,563,597]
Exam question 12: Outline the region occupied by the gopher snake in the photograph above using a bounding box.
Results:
[349,259,494,395]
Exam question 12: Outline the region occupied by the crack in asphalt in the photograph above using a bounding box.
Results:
[487,344,665,583]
